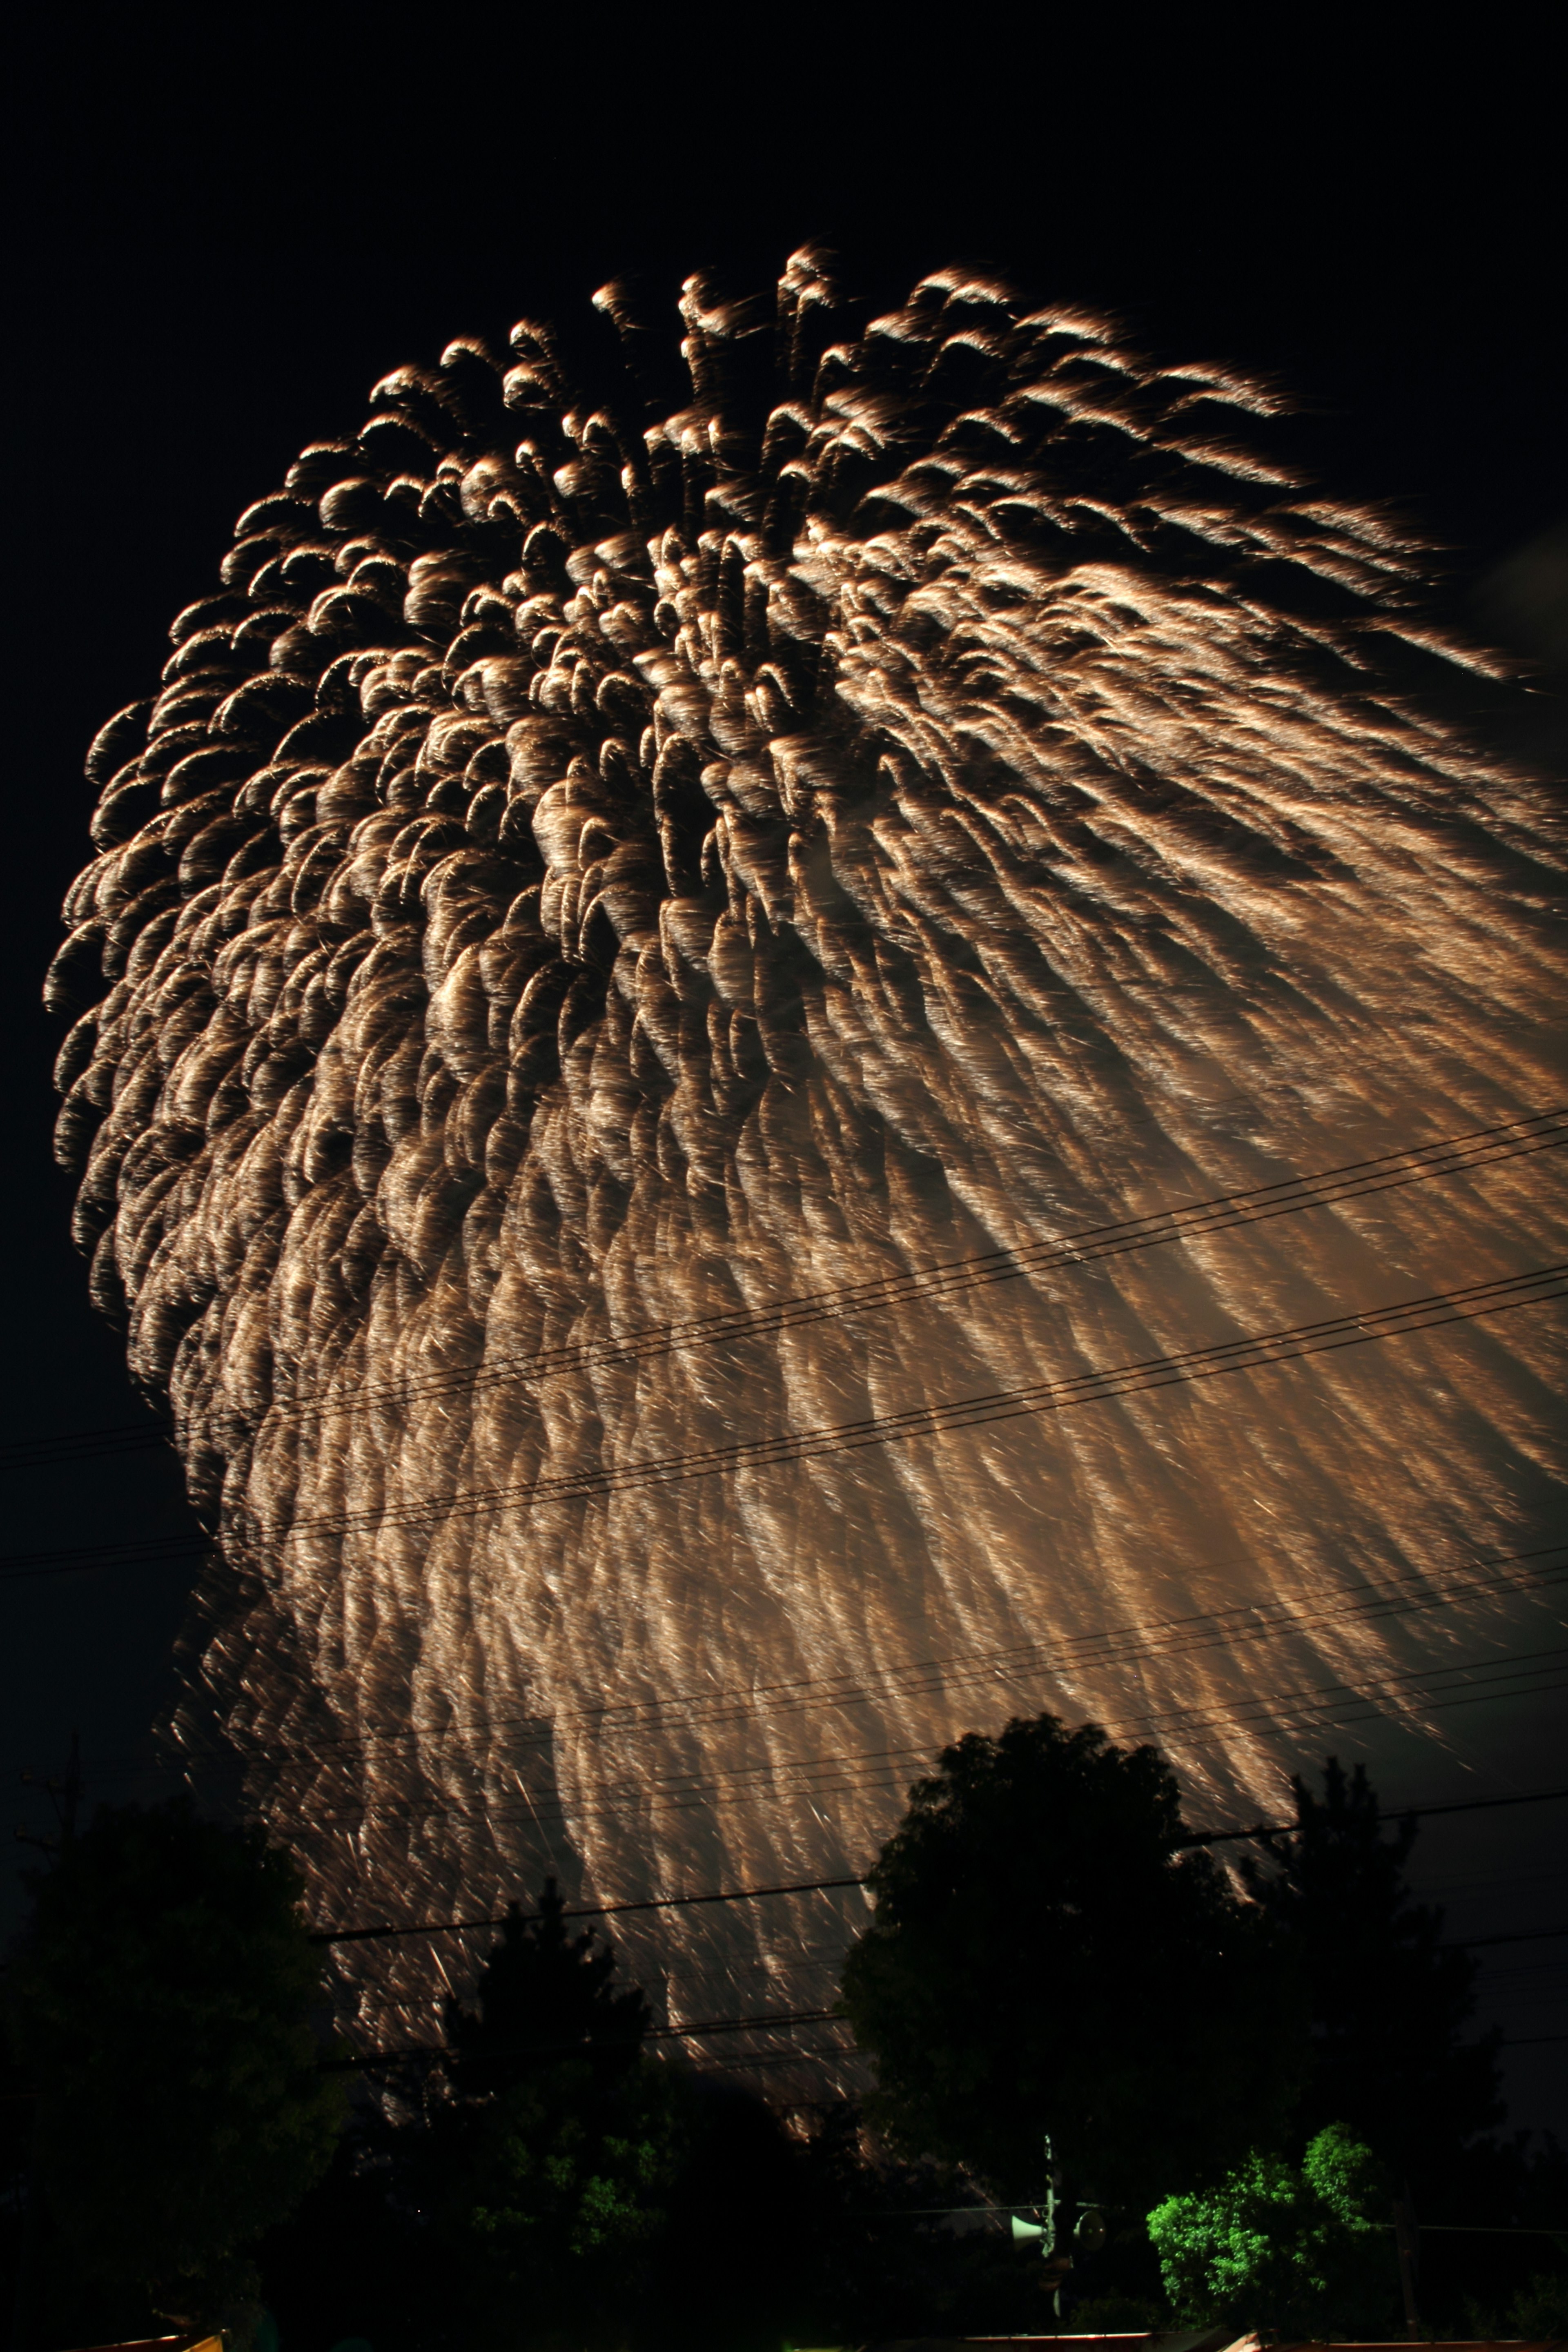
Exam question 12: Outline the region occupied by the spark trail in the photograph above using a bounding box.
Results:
[50,254,1566,2054]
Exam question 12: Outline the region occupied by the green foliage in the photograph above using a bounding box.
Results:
[837,1712,1302,2203]
[418,1882,684,2343]
[460,2056,680,2265]
[4,1798,343,2332]
[1461,2227,1568,2348]
[1245,1757,1502,2200]
[1147,2123,1396,2335]
[1506,2270,1568,2336]
[246,1745,1554,2350]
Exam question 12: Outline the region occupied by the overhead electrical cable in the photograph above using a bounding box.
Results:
[339,2013,1568,2072]
[0,1531,213,1584]
[280,1261,1568,1542]
[276,1646,1568,1844]
[1453,1923,1568,1949]
[201,1105,1568,1434]
[209,1540,1566,1783]
[329,2005,853,2072]
[333,1975,1568,2068]
[11,1111,1564,1477]
[310,1782,1568,1945]
[0,1417,174,1472]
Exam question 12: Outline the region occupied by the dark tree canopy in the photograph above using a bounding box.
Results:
[446,1878,651,2100]
[1245,1757,1503,2198]
[416,1880,683,2344]
[262,1890,1072,2352]
[838,1713,1302,2205]
[4,1800,342,2333]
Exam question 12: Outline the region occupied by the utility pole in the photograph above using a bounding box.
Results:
[1009,2136,1076,2317]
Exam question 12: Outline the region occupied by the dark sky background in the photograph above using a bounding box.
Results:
[4,21,1564,2129]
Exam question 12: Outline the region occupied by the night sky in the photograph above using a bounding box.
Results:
[6,22,1564,2130]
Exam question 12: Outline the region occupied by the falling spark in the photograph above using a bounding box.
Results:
[49,253,1567,2051]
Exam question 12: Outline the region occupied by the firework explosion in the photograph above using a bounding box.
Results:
[50,253,1566,2054]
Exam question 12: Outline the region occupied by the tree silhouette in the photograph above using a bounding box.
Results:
[838,1713,1302,2207]
[446,1879,651,2098]
[1244,1757,1503,2203]
[4,1799,342,2342]
[416,1880,683,2345]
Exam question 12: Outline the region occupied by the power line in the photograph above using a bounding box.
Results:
[9,1110,1561,1571]
[157,1539,1568,1780]
[0,1531,212,1584]
[283,1260,1568,1541]
[648,2005,842,2043]
[696,2043,863,2077]
[1452,1924,1568,1950]
[16,1234,1564,1602]
[336,1997,1568,2076]
[317,1875,870,1946]
[141,1540,1566,1791]
[263,1640,1568,1843]
[7,1109,1563,1479]
[331,2005,851,2072]
[310,1783,1568,1947]
[334,1996,1568,2076]
[0,1417,174,1473]
[1414,2224,1568,2234]
[1309,1783,1568,1829]
[71,1544,1566,1841]
[203,1103,1568,1434]
[1100,1646,1568,1756]
[254,1649,1568,1853]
